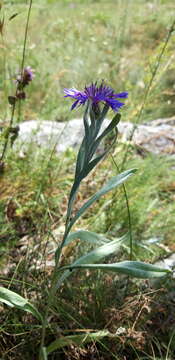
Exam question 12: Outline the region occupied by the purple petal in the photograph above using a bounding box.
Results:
[115,92,128,99]
[64,82,128,112]
[71,100,80,110]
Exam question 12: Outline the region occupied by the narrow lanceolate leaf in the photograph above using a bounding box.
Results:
[9,13,19,21]
[88,114,120,160]
[80,151,107,179]
[47,330,109,354]
[63,230,111,247]
[40,347,48,360]
[94,103,109,136]
[68,168,137,231]
[66,178,81,223]
[83,100,91,154]
[0,287,43,322]
[68,261,171,279]
[75,137,86,177]
[56,236,125,289]
[70,237,125,265]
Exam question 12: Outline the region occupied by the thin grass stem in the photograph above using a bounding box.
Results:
[121,18,175,170]
[111,154,133,260]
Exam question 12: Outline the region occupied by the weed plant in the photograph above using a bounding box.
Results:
[0,1,175,360]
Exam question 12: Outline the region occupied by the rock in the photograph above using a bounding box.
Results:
[118,116,175,155]
[16,116,175,156]
[17,118,111,153]
[18,119,85,153]
[154,253,175,272]
[151,116,175,126]
[129,124,175,156]
[150,252,175,288]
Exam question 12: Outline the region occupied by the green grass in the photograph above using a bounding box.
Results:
[1,0,175,122]
[0,0,175,359]
[1,144,175,359]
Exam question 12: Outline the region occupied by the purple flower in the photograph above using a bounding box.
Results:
[64,82,128,112]
[23,66,34,84]
[16,66,34,87]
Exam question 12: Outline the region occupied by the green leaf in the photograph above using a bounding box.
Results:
[66,177,81,223]
[66,111,122,229]
[80,151,107,178]
[83,100,91,140]
[47,330,109,354]
[0,286,43,322]
[68,168,137,231]
[56,236,125,289]
[9,13,19,21]
[71,237,124,264]
[75,137,86,177]
[68,261,171,279]
[40,347,48,360]
[88,114,120,160]
[64,230,111,247]
[94,103,109,136]
[83,101,92,157]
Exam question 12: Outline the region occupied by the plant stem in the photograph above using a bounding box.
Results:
[0,102,15,161]
[17,0,33,124]
[0,0,33,162]
[39,107,119,357]
[39,223,71,359]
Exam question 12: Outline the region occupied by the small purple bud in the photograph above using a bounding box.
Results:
[16,90,26,100]
[16,66,34,88]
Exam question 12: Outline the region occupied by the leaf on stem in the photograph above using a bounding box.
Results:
[9,13,19,21]
[56,235,126,288]
[68,168,137,231]
[40,346,48,360]
[88,113,120,161]
[68,261,171,279]
[63,230,111,247]
[47,330,110,354]
[0,286,43,322]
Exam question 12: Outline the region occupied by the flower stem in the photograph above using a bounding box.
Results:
[0,0,33,162]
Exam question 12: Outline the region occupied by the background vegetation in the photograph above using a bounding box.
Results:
[0,0,175,359]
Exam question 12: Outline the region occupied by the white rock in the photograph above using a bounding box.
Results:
[16,116,175,155]
[154,253,175,270]
[18,119,83,153]
[17,118,110,153]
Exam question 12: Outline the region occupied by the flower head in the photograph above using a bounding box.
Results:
[23,66,34,85]
[16,66,34,87]
[64,81,128,112]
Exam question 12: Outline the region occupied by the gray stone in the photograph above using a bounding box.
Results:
[17,116,175,155]
[118,116,175,155]
[17,118,111,153]
[154,253,175,272]
[18,119,85,153]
